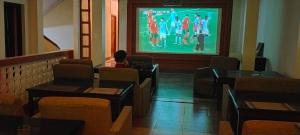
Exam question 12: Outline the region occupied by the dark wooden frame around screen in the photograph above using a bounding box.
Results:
[127,0,233,72]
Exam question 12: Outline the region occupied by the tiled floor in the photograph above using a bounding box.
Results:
[133,73,219,135]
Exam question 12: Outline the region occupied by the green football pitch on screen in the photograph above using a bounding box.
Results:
[136,8,220,55]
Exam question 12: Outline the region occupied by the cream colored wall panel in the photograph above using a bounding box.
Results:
[118,0,127,51]
[91,0,105,65]
[241,0,259,70]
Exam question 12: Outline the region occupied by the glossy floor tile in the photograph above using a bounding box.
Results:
[133,73,218,135]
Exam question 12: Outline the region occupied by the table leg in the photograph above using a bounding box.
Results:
[27,92,34,116]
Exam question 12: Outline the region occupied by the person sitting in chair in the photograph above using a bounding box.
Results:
[114,50,129,68]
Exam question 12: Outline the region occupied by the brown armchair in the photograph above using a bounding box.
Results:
[53,62,94,88]
[39,97,132,135]
[127,55,153,69]
[193,56,239,98]
[99,67,152,117]
[59,59,93,68]
[219,120,300,135]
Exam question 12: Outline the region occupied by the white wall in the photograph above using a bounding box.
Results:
[257,0,285,71]
[73,0,80,58]
[91,0,105,65]
[229,0,246,59]
[118,0,127,51]
[43,0,73,49]
[105,0,111,58]
[257,0,300,78]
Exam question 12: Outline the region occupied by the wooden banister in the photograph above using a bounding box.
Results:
[0,50,73,67]
[44,35,60,49]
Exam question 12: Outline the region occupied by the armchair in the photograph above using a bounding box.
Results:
[59,59,93,67]
[99,67,152,117]
[218,120,300,135]
[39,97,132,135]
[53,63,94,88]
[219,121,234,135]
[234,77,300,94]
[127,55,153,69]
[242,120,300,135]
[193,56,239,98]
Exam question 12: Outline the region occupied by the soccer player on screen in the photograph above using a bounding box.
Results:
[174,16,182,45]
[193,14,201,37]
[202,16,210,35]
[150,19,159,47]
[182,14,190,45]
[169,8,177,35]
[159,18,169,48]
[147,10,154,43]
[147,10,153,34]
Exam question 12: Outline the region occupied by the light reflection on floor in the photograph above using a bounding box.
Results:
[133,73,218,135]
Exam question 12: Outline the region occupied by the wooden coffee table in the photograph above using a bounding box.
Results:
[227,89,300,135]
[27,80,134,121]
[212,69,284,109]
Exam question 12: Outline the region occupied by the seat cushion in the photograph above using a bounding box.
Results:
[242,120,300,135]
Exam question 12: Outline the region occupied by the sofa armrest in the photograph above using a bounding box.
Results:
[221,84,231,120]
[219,121,234,135]
[194,67,212,79]
[140,78,152,90]
[111,106,132,135]
[136,78,152,117]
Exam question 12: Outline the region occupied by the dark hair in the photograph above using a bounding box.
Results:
[114,50,127,63]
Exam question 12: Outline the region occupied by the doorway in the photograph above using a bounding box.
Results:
[111,15,117,55]
[4,2,24,57]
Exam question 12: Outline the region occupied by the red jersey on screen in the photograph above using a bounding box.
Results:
[182,17,190,30]
[150,22,158,34]
[148,18,153,27]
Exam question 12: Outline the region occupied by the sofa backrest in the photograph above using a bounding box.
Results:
[235,77,300,94]
[210,56,240,70]
[99,67,139,85]
[39,97,112,135]
[59,59,93,67]
[127,55,153,69]
[53,64,94,87]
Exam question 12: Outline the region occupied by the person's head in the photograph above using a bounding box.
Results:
[161,18,164,22]
[205,16,208,20]
[175,16,179,21]
[114,50,127,63]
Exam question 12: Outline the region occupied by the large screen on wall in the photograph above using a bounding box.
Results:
[136,8,222,55]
